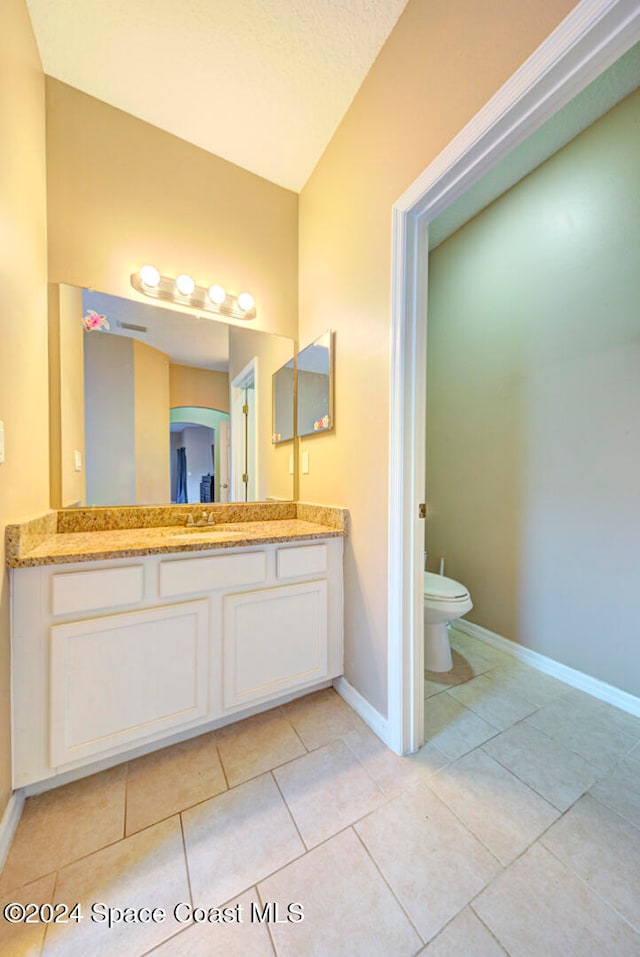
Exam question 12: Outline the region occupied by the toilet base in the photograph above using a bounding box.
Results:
[425,622,453,672]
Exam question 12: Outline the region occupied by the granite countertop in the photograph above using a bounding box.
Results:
[6,503,348,568]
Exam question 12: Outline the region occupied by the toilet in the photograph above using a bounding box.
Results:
[424,571,473,672]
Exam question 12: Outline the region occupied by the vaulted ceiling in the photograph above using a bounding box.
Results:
[27,0,410,191]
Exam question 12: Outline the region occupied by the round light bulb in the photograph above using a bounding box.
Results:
[208,285,226,305]
[175,273,195,296]
[139,264,160,288]
[237,292,255,312]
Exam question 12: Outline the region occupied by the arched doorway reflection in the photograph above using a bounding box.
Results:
[170,406,230,504]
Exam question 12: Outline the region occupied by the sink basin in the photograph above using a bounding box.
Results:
[168,528,227,542]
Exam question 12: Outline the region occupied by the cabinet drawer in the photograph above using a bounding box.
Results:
[49,600,209,766]
[159,551,266,597]
[223,581,328,709]
[51,565,144,616]
[277,543,327,579]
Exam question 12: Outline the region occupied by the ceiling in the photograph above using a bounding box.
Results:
[26,0,410,192]
[83,290,226,369]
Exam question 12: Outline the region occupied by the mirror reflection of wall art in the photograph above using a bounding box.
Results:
[296,330,334,437]
[272,357,295,443]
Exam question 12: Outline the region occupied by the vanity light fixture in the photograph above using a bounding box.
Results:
[237,292,255,312]
[208,284,227,305]
[139,264,160,288]
[130,267,256,320]
[175,273,195,296]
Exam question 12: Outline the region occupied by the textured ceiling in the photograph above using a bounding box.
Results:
[27,0,409,191]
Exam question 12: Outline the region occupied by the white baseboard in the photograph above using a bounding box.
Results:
[456,619,640,719]
[0,790,24,871]
[333,676,391,744]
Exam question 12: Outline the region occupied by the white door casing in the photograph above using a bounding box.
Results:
[219,418,231,502]
[230,357,258,502]
[386,0,640,755]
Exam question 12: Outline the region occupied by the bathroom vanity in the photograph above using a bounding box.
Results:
[6,503,346,790]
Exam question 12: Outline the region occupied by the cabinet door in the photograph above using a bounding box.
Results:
[223,581,328,709]
[50,600,209,766]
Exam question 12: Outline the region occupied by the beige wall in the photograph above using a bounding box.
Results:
[298,0,578,715]
[0,0,48,815]
[45,79,298,340]
[134,340,170,505]
[169,365,230,414]
[84,335,170,505]
[49,284,86,507]
[84,333,136,505]
[427,89,640,696]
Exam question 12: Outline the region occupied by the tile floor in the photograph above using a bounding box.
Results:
[2,627,640,956]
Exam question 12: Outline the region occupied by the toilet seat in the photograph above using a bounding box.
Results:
[423,572,469,602]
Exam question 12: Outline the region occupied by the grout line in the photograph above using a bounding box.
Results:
[115,779,229,838]
[351,826,426,947]
[417,776,506,870]
[477,734,599,814]
[234,813,407,913]
[178,813,195,912]
[216,723,378,792]
[0,825,145,894]
[540,840,640,936]
[466,838,545,915]
[220,748,314,791]
[139,924,195,957]
[469,904,511,955]
[586,785,640,833]
[516,712,619,771]
[277,703,311,753]
[38,869,60,957]
[254,883,279,957]
[461,769,640,917]
[270,771,308,852]
[136,825,199,957]
[215,741,231,792]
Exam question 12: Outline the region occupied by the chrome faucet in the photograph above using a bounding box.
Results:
[185,511,216,527]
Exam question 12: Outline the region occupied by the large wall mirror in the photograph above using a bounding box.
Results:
[296,330,334,437]
[49,284,295,508]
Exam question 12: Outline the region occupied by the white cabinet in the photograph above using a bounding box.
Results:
[223,581,327,709]
[50,600,209,766]
[159,550,267,597]
[51,565,144,615]
[276,543,327,579]
[11,538,343,789]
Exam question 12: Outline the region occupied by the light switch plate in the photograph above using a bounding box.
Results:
[0,420,4,464]
[74,450,83,472]
[302,451,309,474]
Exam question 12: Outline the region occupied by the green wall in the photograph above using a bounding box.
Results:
[426,87,640,695]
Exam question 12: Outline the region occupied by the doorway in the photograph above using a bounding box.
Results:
[230,358,258,502]
[170,406,230,504]
[386,0,640,754]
